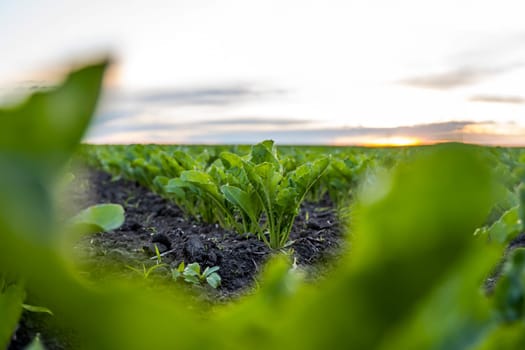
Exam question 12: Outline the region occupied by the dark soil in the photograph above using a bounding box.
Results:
[10,166,346,349]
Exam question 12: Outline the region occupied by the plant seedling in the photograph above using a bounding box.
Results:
[127,244,167,279]
[126,263,167,279]
[172,262,221,289]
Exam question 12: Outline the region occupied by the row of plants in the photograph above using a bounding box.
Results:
[2,61,525,349]
[81,141,525,250]
[79,140,407,248]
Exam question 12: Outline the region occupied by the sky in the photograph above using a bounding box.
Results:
[1,0,524,146]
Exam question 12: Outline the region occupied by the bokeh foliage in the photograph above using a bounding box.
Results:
[1,62,525,349]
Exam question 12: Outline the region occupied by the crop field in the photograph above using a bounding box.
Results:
[2,63,525,349]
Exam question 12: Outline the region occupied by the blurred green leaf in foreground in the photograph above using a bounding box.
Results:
[0,59,524,349]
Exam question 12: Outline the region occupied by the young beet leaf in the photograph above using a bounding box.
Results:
[221,185,262,236]
[274,157,330,248]
[172,262,221,288]
[474,183,525,244]
[217,151,263,235]
[67,203,125,236]
[203,266,222,289]
[250,139,281,167]
[220,151,246,169]
[474,206,522,244]
[176,170,242,231]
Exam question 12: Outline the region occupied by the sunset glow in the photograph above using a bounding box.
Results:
[360,136,423,147]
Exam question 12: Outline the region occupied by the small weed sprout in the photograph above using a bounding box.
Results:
[127,244,167,279]
[126,263,167,279]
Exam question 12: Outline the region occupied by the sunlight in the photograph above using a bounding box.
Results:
[360,136,423,147]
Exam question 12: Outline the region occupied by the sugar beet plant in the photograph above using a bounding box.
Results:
[236,140,329,248]
[164,140,330,248]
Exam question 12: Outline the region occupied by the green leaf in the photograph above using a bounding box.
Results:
[243,162,274,212]
[285,144,499,350]
[24,334,46,350]
[152,176,169,193]
[476,323,525,350]
[220,152,245,169]
[22,304,54,316]
[68,204,125,235]
[184,276,200,285]
[203,266,220,277]
[331,158,354,179]
[184,263,201,277]
[172,150,198,170]
[183,263,203,285]
[0,281,25,349]
[159,153,185,177]
[221,185,259,219]
[250,163,282,195]
[171,262,185,281]
[275,187,298,208]
[476,206,521,244]
[177,261,185,273]
[171,269,182,281]
[181,171,221,198]
[0,62,107,178]
[164,178,189,198]
[518,183,525,227]
[143,264,167,279]
[0,158,55,242]
[206,273,221,289]
[492,248,525,322]
[290,157,330,192]
[250,140,280,167]
[0,64,108,244]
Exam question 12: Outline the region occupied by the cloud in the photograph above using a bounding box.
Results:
[385,121,470,135]
[88,117,312,138]
[124,84,286,106]
[399,68,486,89]
[398,62,524,90]
[468,94,525,104]
[93,83,288,127]
[192,121,473,145]
[200,117,311,126]
[458,121,525,146]
[86,120,502,145]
